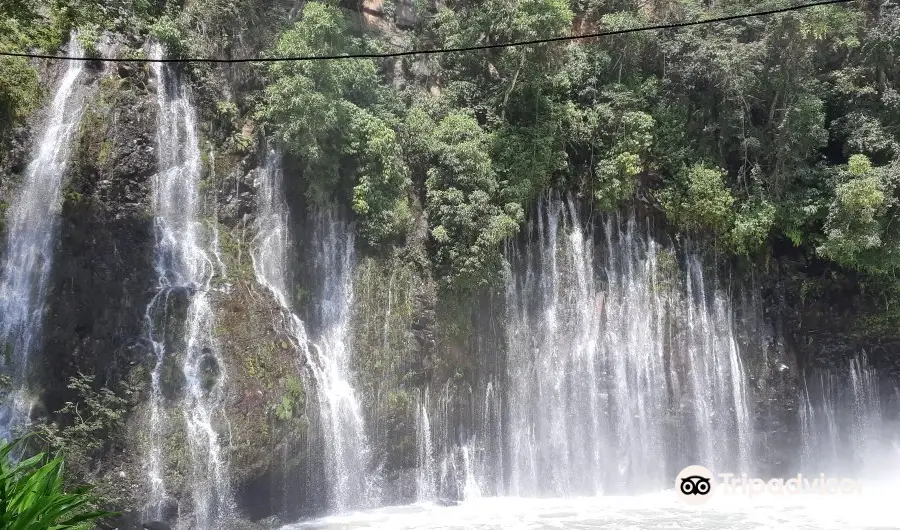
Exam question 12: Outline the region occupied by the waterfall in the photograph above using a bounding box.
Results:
[308,211,377,511]
[412,381,503,504]
[415,391,435,501]
[0,36,86,440]
[681,253,752,475]
[427,375,497,502]
[436,443,482,502]
[143,44,231,529]
[481,379,503,496]
[504,196,752,496]
[800,353,899,480]
[251,152,375,512]
[252,151,294,312]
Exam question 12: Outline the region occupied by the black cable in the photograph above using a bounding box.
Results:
[0,0,857,63]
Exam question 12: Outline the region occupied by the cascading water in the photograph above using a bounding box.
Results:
[307,210,377,511]
[277,193,899,530]
[252,150,295,312]
[415,391,435,502]
[504,196,752,496]
[681,253,752,475]
[0,36,86,440]
[505,199,608,496]
[143,44,231,529]
[426,374,501,503]
[251,152,375,512]
[800,353,900,482]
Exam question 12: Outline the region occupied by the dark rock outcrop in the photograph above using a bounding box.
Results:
[40,62,157,410]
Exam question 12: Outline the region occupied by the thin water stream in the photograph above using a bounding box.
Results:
[0,36,87,440]
[252,152,376,512]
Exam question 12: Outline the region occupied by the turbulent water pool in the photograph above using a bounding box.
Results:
[280,491,900,530]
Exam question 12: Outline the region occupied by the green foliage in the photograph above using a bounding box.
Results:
[145,0,276,60]
[0,5,44,138]
[249,0,899,313]
[818,155,900,274]
[260,2,410,248]
[729,198,776,256]
[274,375,305,422]
[0,437,115,529]
[148,13,187,57]
[177,0,268,54]
[0,0,158,133]
[798,4,863,44]
[822,172,884,257]
[273,397,292,422]
[848,153,874,176]
[0,56,40,129]
[561,77,658,210]
[260,2,377,166]
[35,374,131,479]
[350,109,412,248]
[3,0,898,322]
[660,163,776,254]
[52,0,151,31]
[592,108,654,209]
[661,164,735,232]
[432,0,573,106]
[0,1,39,20]
[424,112,523,297]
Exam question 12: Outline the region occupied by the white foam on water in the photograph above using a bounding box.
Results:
[279,490,900,530]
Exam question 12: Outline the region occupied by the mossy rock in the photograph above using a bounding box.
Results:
[149,286,192,355]
[159,353,187,401]
[198,350,222,394]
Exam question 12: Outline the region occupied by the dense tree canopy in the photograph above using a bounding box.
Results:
[1,0,899,309]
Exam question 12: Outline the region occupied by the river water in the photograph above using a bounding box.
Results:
[281,490,899,529]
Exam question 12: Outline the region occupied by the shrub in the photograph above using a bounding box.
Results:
[0,436,115,529]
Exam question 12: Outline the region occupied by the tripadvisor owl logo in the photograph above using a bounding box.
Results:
[675,465,716,505]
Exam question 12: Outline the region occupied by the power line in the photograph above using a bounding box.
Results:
[0,0,858,64]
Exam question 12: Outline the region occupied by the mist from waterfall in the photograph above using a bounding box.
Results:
[415,391,435,502]
[279,189,900,528]
[251,152,376,512]
[0,35,86,440]
[143,44,231,529]
[503,196,752,496]
[800,353,900,484]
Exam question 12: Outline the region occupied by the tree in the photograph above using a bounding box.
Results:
[259,2,410,249]
[818,154,900,274]
[424,111,523,297]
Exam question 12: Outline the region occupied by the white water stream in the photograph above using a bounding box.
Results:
[144,44,231,529]
[0,36,86,439]
[252,152,376,511]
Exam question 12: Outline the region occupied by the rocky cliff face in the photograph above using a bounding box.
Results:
[0,53,315,527]
[1,5,898,530]
[10,74,900,524]
[42,59,156,411]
